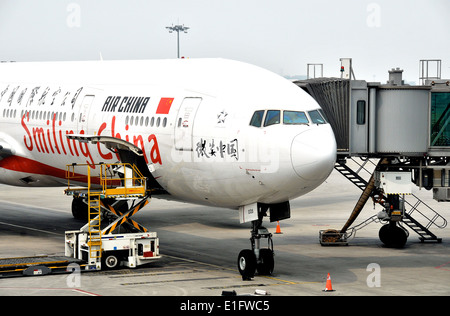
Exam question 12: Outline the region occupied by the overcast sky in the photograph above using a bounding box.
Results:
[0,0,449,83]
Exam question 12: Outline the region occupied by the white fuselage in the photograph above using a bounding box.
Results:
[0,58,336,209]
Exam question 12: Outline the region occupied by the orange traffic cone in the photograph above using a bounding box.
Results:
[323,273,335,292]
[275,221,282,234]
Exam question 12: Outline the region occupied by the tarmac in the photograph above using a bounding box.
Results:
[0,166,448,297]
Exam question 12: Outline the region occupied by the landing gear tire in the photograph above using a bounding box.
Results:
[72,197,88,221]
[257,249,274,276]
[238,249,256,281]
[379,224,407,248]
[238,215,276,280]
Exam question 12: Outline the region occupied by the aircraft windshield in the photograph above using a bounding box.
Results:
[264,110,280,127]
[250,109,328,128]
[318,109,328,123]
[250,110,264,127]
[283,111,309,124]
[308,110,326,124]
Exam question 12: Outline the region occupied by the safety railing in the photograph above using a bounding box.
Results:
[66,162,148,198]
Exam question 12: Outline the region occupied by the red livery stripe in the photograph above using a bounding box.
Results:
[0,156,98,184]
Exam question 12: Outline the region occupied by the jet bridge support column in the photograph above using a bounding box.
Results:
[321,158,385,246]
[326,158,411,248]
[323,157,446,247]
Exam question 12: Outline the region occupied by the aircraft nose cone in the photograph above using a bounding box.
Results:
[291,127,336,181]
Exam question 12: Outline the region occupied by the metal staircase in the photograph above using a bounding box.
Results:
[334,159,369,191]
[402,195,447,242]
[335,158,447,242]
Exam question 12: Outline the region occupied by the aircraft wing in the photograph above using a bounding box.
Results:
[0,139,15,159]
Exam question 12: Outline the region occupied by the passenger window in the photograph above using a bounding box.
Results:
[264,110,280,127]
[308,110,326,124]
[283,111,309,124]
[250,110,264,127]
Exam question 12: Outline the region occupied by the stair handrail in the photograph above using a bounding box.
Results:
[345,214,381,239]
[403,194,448,229]
[350,157,378,178]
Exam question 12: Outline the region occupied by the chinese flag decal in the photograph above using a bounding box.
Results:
[156,98,174,114]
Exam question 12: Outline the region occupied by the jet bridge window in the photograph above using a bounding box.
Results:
[264,110,280,127]
[308,110,326,124]
[356,100,366,125]
[430,92,450,146]
[250,110,265,127]
[283,111,309,124]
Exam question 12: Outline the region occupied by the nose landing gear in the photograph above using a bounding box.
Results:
[238,219,274,280]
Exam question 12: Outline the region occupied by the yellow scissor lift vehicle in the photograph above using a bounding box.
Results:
[64,162,161,271]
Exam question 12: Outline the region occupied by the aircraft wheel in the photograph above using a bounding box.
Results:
[257,249,274,275]
[379,224,407,248]
[238,249,256,280]
[72,197,88,221]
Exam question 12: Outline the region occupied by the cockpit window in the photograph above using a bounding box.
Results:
[264,110,280,127]
[318,109,328,123]
[308,110,326,124]
[251,109,328,128]
[283,111,309,124]
[250,110,264,127]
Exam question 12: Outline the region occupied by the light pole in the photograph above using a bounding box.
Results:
[166,24,190,58]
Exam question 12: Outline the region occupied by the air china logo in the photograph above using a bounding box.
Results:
[21,114,162,168]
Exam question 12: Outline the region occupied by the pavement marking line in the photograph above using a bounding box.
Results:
[163,254,308,286]
[0,198,69,214]
[0,221,61,236]
[72,289,102,296]
[260,275,300,285]
[435,261,450,271]
[120,276,229,286]
[163,254,237,272]
[206,283,266,290]
[0,286,101,296]
[107,269,201,279]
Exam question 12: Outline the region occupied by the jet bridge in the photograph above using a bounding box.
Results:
[295,59,449,247]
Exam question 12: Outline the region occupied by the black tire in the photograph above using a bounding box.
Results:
[379,224,407,248]
[102,253,120,270]
[237,249,256,280]
[72,197,88,221]
[391,226,408,248]
[379,224,389,245]
[257,249,274,275]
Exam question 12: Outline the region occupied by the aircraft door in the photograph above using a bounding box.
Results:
[174,97,202,151]
[77,95,95,133]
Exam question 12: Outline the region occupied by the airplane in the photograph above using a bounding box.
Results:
[0,58,337,279]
